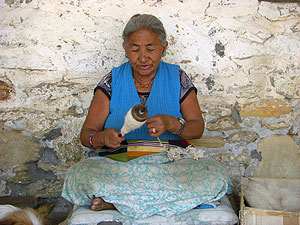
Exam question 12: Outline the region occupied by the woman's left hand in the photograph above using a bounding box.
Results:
[146,114,172,137]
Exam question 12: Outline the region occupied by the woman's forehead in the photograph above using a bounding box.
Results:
[127,28,161,46]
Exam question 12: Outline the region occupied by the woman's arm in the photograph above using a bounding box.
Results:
[80,90,124,149]
[146,90,204,140]
[176,90,204,139]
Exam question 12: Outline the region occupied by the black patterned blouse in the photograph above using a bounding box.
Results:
[94,67,197,105]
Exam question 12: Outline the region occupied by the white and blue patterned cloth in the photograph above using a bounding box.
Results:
[62,152,231,220]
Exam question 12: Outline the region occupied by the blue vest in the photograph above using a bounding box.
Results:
[104,61,183,140]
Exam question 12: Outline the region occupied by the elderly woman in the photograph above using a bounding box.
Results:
[62,14,230,220]
[81,13,204,210]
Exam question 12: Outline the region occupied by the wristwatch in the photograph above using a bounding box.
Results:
[172,117,186,135]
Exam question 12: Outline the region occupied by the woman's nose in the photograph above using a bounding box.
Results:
[138,50,147,62]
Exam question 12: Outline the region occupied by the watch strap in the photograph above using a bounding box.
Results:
[172,117,186,135]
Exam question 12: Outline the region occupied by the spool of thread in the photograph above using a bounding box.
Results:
[120,104,148,136]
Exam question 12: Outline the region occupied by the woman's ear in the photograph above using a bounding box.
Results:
[163,41,168,52]
[162,41,168,56]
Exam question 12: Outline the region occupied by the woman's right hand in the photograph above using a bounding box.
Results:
[80,90,123,149]
[99,128,124,149]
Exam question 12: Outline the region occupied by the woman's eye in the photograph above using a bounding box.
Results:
[148,49,155,52]
[132,49,139,52]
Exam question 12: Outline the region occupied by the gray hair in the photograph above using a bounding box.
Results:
[122,14,167,48]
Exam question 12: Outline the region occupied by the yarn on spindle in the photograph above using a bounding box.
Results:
[120,104,148,136]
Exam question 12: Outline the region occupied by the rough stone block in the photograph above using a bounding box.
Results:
[0,129,39,168]
[240,99,293,117]
[206,116,241,131]
[189,136,225,148]
[254,134,300,178]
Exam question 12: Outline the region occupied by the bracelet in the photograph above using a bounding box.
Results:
[172,117,186,135]
[89,131,99,149]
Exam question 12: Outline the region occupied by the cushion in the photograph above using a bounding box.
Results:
[68,195,238,225]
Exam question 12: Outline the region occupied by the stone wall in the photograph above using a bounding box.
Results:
[0,0,299,207]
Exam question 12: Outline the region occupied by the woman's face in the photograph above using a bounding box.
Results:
[125,28,167,78]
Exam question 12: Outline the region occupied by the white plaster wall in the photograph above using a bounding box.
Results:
[1,1,299,109]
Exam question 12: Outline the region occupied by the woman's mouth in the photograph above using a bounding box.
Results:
[138,65,151,70]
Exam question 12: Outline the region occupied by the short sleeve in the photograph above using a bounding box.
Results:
[94,71,112,100]
[179,67,197,104]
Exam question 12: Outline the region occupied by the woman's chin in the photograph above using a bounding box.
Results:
[135,69,156,77]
